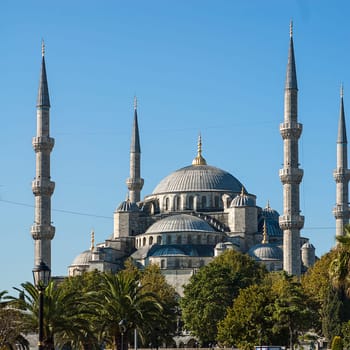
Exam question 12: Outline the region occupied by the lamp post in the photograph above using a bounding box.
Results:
[119,319,127,350]
[32,261,51,350]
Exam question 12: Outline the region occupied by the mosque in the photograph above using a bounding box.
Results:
[31,24,350,295]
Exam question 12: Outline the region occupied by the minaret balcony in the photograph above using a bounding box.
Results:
[32,179,55,195]
[31,224,55,240]
[279,214,304,230]
[333,205,350,219]
[279,122,302,139]
[126,177,144,191]
[32,136,55,152]
[333,168,350,182]
[279,168,303,184]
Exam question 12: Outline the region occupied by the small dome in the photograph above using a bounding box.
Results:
[117,200,139,212]
[152,165,245,194]
[71,250,92,266]
[261,203,280,220]
[301,242,315,250]
[146,214,216,234]
[248,244,283,261]
[230,193,255,207]
[215,242,226,249]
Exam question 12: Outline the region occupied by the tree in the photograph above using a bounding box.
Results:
[330,226,350,297]
[11,281,95,350]
[270,273,315,350]
[96,271,164,350]
[217,283,276,350]
[0,290,29,350]
[301,250,344,340]
[180,249,267,344]
[138,264,178,347]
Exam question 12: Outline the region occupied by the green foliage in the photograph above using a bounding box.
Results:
[331,335,343,350]
[330,226,350,297]
[95,271,164,350]
[217,272,315,350]
[180,249,267,344]
[217,283,276,350]
[341,321,350,350]
[270,273,316,349]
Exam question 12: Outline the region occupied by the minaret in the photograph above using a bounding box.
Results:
[31,41,55,268]
[333,85,350,237]
[126,97,144,203]
[279,22,304,276]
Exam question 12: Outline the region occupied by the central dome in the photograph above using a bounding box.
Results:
[152,164,245,194]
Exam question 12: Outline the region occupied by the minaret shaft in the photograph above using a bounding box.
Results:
[279,29,304,276]
[31,50,55,269]
[333,92,350,237]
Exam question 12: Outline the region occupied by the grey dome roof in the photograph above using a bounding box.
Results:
[71,250,92,266]
[248,244,283,261]
[117,200,139,212]
[301,242,315,250]
[261,205,280,219]
[230,193,255,207]
[146,214,216,234]
[152,165,245,194]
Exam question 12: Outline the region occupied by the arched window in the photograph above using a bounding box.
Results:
[177,235,182,244]
[165,197,170,211]
[201,196,207,209]
[143,237,146,246]
[167,235,171,244]
[187,235,192,244]
[149,236,153,245]
[196,235,201,244]
[161,259,165,269]
[214,196,219,208]
[207,235,210,244]
[175,196,181,210]
[157,236,162,244]
[188,196,194,210]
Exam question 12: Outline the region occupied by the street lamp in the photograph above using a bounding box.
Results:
[119,319,127,350]
[32,261,51,350]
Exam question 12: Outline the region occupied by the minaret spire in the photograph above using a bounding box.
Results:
[126,96,144,203]
[279,23,304,276]
[333,85,350,237]
[31,42,55,269]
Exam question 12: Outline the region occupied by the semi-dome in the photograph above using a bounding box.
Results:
[248,244,283,261]
[71,250,92,266]
[301,242,315,250]
[152,164,245,194]
[117,199,140,212]
[146,214,216,234]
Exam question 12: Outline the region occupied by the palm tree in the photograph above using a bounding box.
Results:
[11,281,97,350]
[0,290,30,350]
[330,225,350,297]
[97,272,163,350]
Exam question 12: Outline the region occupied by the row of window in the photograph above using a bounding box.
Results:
[162,194,221,211]
[135,234,222,248]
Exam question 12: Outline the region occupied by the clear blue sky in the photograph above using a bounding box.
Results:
[0,0,348,292]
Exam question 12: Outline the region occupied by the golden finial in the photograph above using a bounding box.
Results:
[134,96,137,110]
[192,133,207,166]
[262,220,269,244]
[289,20,293,38]
[266,200,270,209]
[90,229,95,251]
[340,83,344,98]
[41,39,45,57]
